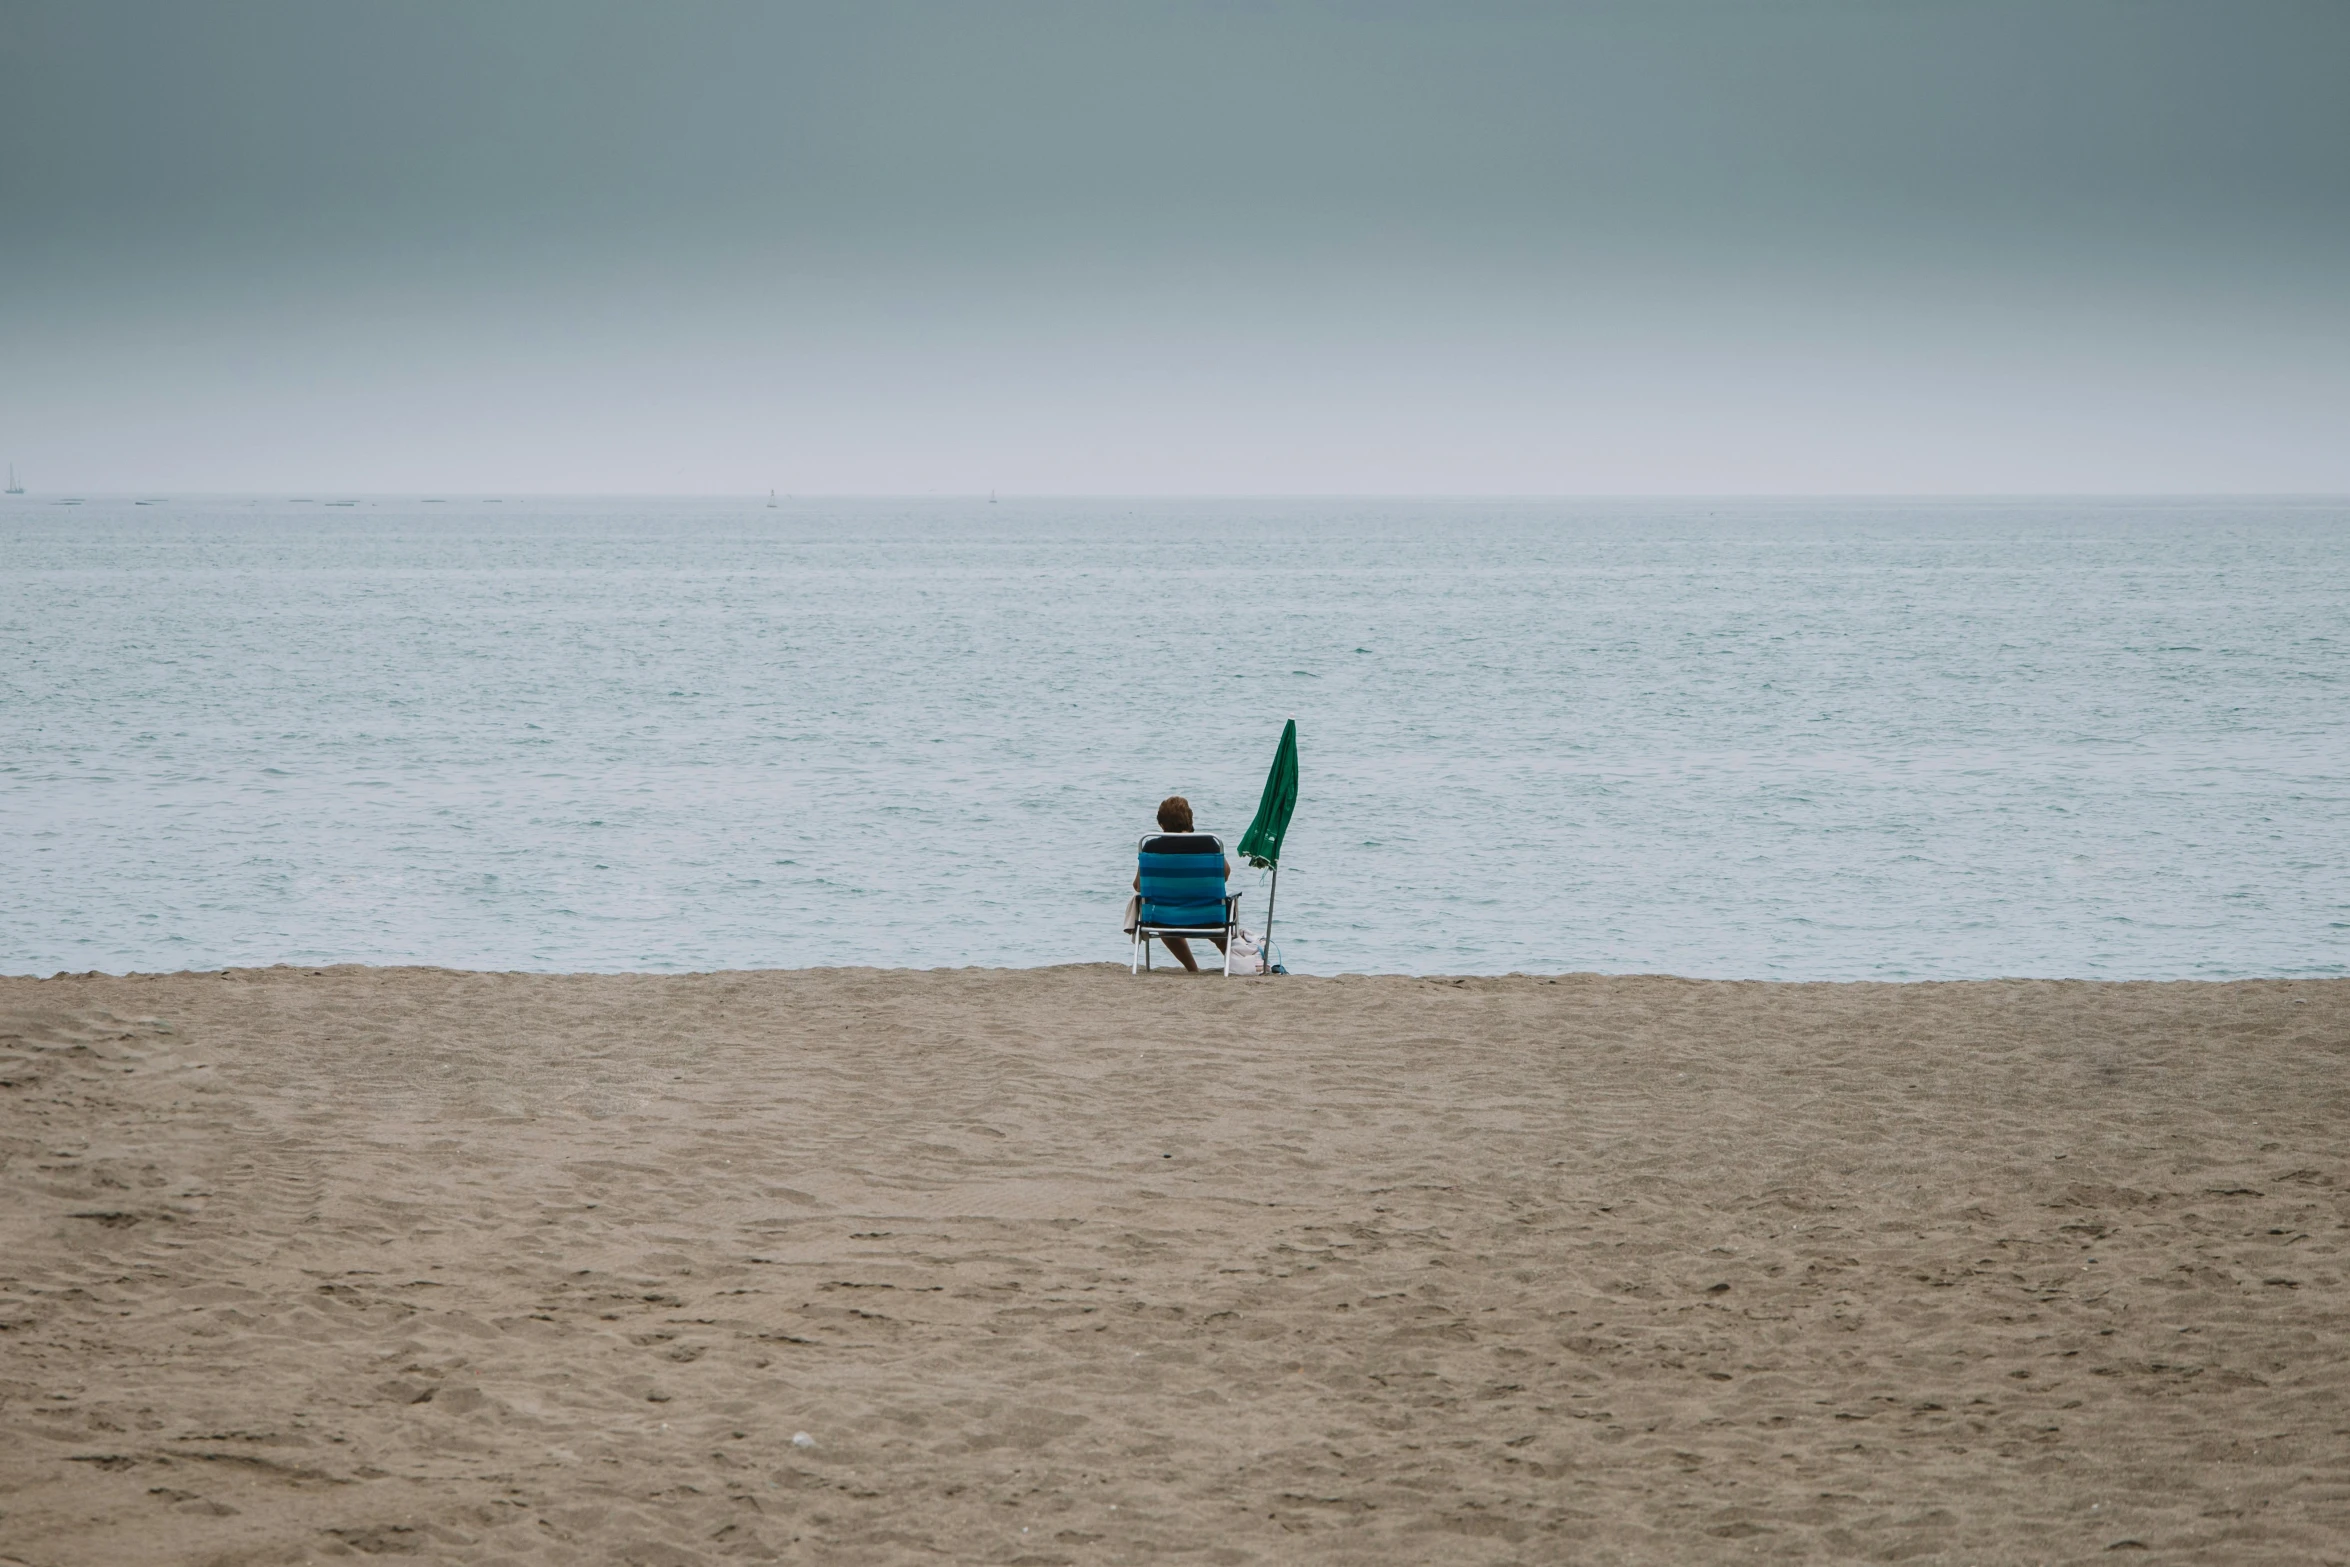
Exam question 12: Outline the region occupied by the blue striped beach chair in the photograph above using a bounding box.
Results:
[1131,833,1243,975]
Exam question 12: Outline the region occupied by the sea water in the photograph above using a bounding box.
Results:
[3,496,2344,978]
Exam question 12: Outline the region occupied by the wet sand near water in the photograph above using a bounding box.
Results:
[3,966,2347,1564]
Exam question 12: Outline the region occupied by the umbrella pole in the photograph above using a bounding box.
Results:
[1261,863,1279,972]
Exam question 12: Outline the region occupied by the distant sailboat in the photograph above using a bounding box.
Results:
[4,464,21,495]
[767,488,777,509]
[989,489,998,504]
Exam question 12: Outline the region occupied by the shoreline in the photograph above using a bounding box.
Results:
[13,960,2347,984]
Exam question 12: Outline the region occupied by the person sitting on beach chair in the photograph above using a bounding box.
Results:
[1128,795,1238,974]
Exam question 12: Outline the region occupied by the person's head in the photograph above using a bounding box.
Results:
[1156,795,1194,832]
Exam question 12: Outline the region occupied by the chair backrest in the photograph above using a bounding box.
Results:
[1137,833,1228,927]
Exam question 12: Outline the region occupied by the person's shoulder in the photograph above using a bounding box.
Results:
[1142,832,1222,853]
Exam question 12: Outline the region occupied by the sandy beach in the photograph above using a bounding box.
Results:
[3,966,2345,1564]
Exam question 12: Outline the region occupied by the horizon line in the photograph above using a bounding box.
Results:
[6,490,2348,503]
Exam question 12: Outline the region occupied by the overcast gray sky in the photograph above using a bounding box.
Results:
[3,0,2345,493]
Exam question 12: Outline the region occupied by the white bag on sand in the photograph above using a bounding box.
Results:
[1225,928,1267,976]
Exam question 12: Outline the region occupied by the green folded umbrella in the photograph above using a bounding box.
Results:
[1236,719,1298,966]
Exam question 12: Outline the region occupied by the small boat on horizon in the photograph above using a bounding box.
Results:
[4,463,22,495]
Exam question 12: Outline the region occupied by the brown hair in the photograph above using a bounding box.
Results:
[1156,795,1194,832]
